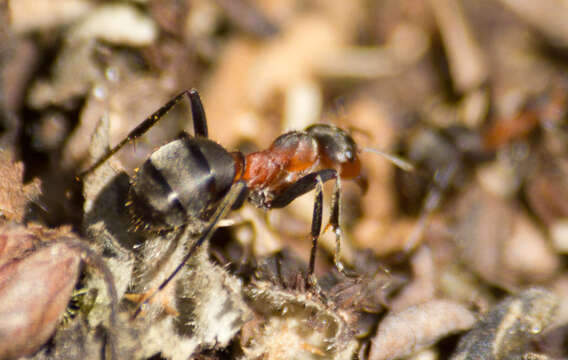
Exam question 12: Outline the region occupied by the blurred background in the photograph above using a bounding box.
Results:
[3,0,568,358]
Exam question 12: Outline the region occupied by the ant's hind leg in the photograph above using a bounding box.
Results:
[80,89,208,179]
[187,89,208,138]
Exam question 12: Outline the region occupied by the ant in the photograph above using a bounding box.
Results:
[79,89,412,318]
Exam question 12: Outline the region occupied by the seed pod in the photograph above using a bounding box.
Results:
[0,241,80,358]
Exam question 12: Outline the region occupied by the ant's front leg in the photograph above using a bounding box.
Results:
[80,89,208,179]
[270,169,337,287]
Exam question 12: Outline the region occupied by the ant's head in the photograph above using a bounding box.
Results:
[306,124,361,179]
[307,124,415,180]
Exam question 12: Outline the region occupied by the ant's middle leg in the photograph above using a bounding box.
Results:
[79,89,208,179]
[269,169,338,286]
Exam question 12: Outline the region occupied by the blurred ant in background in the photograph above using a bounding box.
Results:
[80,89,413,317]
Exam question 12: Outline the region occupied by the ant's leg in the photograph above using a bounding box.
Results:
[291,175,350,276]
[269,169,338,286]
[307,174,324,286]
[269,169,337,208]
[133,180,247,319]
[328,176,345,273]
[79,89,208,179]
[187,89,209,138]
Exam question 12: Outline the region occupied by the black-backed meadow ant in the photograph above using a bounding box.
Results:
[79,89,412,318]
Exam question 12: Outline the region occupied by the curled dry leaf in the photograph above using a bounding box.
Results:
[369,299,476,360]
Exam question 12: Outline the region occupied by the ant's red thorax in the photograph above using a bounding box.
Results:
[240,131,319,190]
[233,127,363,191]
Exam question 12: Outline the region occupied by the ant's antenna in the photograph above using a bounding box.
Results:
[361,147,415,172]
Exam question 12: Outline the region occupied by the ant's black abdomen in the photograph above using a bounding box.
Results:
[127,133,236,232]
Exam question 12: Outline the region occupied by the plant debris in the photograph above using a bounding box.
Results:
[369,299,476,360]
[0,151,40,222]
[451,288,558,360]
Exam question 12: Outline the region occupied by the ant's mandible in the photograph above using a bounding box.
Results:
[79,89,412,317]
